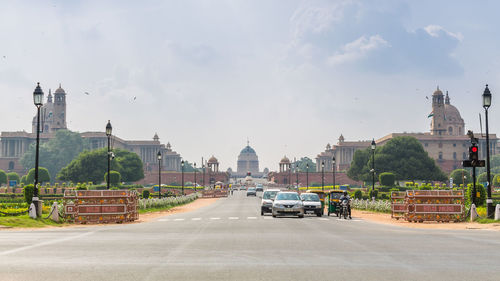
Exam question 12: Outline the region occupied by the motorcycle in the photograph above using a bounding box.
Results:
[341,200,349,219]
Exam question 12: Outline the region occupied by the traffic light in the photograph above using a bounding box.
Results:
[469,145,479,161]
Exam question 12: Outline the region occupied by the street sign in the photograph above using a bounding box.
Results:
[462,160,485,167]
[8,180,17,187]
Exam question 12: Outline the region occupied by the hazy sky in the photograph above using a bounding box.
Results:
[1,0,499,171]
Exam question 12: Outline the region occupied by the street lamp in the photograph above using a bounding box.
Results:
[295,163,299,189]
[157,151,162,199]
[371,139,376,201]
[321,161,325,192]
[483,84,494,218]
[202,163,205,187]
[181,160,185,195]
[332,156,336,190]
[194,162,197,192]
[106,120,112,190]
[32,83,44,218]
[288,163,291,189]
[306,163,309,189]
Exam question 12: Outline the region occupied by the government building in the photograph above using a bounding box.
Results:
[0,84,182,176]
[315,87,498,174]
[235,142,262,177]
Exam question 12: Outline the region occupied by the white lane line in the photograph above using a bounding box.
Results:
[191,218,201,221]
[318,218,329,221]
[0,231,95,256]
[247,217,257,220]
[210,217,220,220]
[228,217,239,220]
[174,218,185,221]
[263,216,273,219]
[158,218,169,222]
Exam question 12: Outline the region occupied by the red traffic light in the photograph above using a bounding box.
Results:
[471,146,478,153]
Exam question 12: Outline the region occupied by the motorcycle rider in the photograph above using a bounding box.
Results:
[339,191,352,219]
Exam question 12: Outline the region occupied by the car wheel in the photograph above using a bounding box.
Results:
[261,210,264,216]
[272,214,276,218]
[316,212,322,217]
[298,214,304,218]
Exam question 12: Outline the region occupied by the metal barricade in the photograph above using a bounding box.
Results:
[390,191,407,220]
[64,190,139,224]
[404,190,464,222]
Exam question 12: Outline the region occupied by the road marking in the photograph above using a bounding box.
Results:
[318,218,329,221]
[174,218,185,221]
[263,216,273,219]
[210,217,220,220]
[247,216,257,220]
[191,218,201,221]
[228,217,239,220]
[0,231,95,256]
[158,218,169,222]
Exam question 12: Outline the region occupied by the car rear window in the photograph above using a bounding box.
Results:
[276,193,299,200]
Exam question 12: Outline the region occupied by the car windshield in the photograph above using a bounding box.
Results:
[276,193,300,200]
[330,193,343,199]
[263,191,278,199]
[248,188,256,191]
[300,193,320,201]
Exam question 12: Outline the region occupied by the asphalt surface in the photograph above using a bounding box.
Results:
[0,190,499,281]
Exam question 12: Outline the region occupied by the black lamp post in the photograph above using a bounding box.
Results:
[194,162,197,192]
[157,151,162,199]
[483,84,494,218]
[295,164,299,189]
[288,163,291,189]
[321,161,325,192]
[32,83,44,218]
[306,163,309,189]
[181,160,185,195]
[202,163,205,187]
[371,139,376,201]
[106,120,112,190]
[332,156,336,190]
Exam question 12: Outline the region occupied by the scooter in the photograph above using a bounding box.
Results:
[341,201,349,219]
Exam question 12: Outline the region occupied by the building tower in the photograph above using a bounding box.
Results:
[430,86,446,136]
[52,84,67,131]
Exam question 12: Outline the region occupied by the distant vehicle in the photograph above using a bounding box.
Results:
[256,184,264,192]
[246,187,257,196]
[300,193,323,217]
[260,189,280,215]
[239,186,246,190]
[272,191,304,218]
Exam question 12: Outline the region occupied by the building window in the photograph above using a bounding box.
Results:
[439,152,443,160]
[453,152,457,159]
[8,161,14,170]
[448,127,453,134]
[463,152,467,159]
[453,143,456,147]
[439,143,443,148]
[463,143,466,147]
[424,143,428,147]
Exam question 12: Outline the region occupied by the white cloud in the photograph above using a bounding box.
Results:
[424,25,464,41]
[327,34,390,65]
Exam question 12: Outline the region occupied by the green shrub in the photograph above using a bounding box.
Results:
[110,187,120,190]
[142,189,150,199]
[380,193,388,199]
[368,189,378,199]
[419,184,432,190]
[105,171,121,187]
[76,183,88,190]
[26,167,51,184]
[493,174,500,187]
[6,172,20,184]
[353,190,363,199]
[0,170,7,185]
[23,184,35,204]
[20,175,28,185]
[466,183,486,207]
[379,172,395,187]
[477,172,488,184]
[450,169,471,186]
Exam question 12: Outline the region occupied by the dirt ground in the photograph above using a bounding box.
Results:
[0,198,219,231]
[351,209,500,231]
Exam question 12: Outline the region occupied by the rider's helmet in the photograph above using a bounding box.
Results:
[343,191,347,196]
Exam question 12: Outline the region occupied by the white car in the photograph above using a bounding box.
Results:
[300,193,323,217]
[260,189,280,215]
[272,191,304,218]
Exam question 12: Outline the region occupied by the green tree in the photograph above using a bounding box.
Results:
[347,149,371,181]
[294,157,316,172]
[7,172,20,183]
[450,169,471,186]
[476,172,493,184]
[20,175,28,185]
[20,130,88,183]
[0,169,7,185]
[493,174,500,187]
[105,171,121,186]
[379,172,395,186]
[58,148,143,184]
[23,184,35,204]
[26,167,51,185]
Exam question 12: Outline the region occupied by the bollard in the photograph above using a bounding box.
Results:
[495,204,500,221]
[29,203,37,219]
[470,204,477,221]
[50,202,60,222]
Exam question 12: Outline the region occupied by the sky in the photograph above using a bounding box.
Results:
[1,0,500,171]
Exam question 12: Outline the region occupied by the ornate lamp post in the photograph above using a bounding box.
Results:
[157,151,162,199]
[295,163,299,189]
[32,83,44,217]
[181,160,185,195]
[332,156,336,190]
[288,163,291,189]
[306,163,309,189]
[202,163,205,187]
[371,139,376,201]
[483,84,494,218]
[321,161,325,192]
[105,120,112,190]
[194,162,197,192]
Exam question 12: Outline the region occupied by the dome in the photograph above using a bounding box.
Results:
[208,155,218,163]
[280,156,290,163]
[432,86,443,96]
[240,145,256,154]
[54,84,66,94]
[444,104,463,122]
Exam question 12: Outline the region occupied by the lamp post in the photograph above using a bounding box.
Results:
[194,162,197,192]
[288,163,291,189]
[105,120,112,190]
[295,164,299,189]
[371,139,376,201]
[306,163,309,189]
[332,156,336,190]
[321,161,325,192]
[483,84,494,218]
[202,164,205,187]
[181,160,185,195]
[157,151,162,199]
[32,83,44,218]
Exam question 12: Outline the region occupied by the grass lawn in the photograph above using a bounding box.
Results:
[0,214,67,228]
[475,218,500,224]
[139,205,178,214]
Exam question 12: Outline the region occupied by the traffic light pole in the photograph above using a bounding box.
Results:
[472,166,476,206]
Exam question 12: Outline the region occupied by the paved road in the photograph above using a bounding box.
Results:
[0,190,499,281]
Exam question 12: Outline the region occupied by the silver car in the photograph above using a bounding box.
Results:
[260,189,280,215]
[272,191,304,218]
[300,193,323,217]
